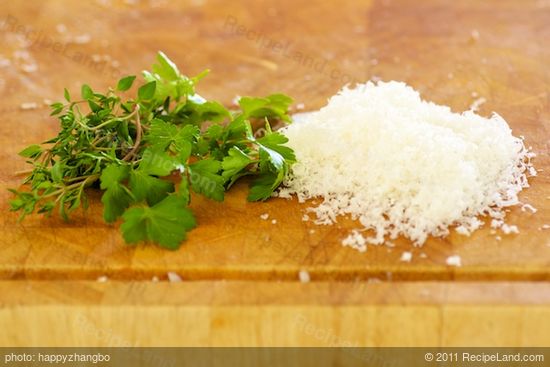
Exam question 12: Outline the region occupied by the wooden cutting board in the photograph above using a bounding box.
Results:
[0,0,549,347]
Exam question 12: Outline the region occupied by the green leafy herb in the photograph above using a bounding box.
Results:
[120,194,196,249]
[117,75,136,91]
[100,164,133,223]
[188,158,225,202]
[138,81,157,100]
[9,52,296,249]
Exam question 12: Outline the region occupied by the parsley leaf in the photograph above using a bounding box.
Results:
[128,147,176,206]
[248,172,279,201]
[138,81,157,100]
[143,52,196,103]
[256,132,296,163]
[239,94,293,122]
[222,146,252,183]
[129,171,174,206]
[100,164,134,223]
[188,158,225,201]
[245,131,295,202]
[139,148,177,176]
[120,194,196,249]
[152,51,180,81]
[146,119,198,160]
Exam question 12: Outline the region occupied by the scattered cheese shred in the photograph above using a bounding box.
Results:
[20,102,38,110]
[167,272,182,282]
[469,96,486,112]
[341,229,367,252]
[400,251,413,262]
[279,81,534,249]
[298,269,311,283]
[501,224,519,234]
[446,255,462,267]
[521,203,537,213]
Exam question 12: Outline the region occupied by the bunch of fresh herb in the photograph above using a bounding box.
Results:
[10,52,296,249]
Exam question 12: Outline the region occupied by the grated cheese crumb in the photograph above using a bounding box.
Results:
[298,269,310,283]
[446,255,462,267]
[400,251,412,262]
[271,219,277,224]
[501,224,519,234]
[455,226,469,235]
[20,102,38,110]
[279,81,534,250]
[96,275,108,282]
[521,203,537,213]
[491,219,504,228]
[260,213,269,220]
[167,272,182,282]
[469,96,486,111]
[342,230,367,252]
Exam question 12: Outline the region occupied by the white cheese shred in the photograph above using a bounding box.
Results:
[279,81,535,250]
[167,272,182,282]
[446,255,462,267]
[400,251,413,262]
[298,269,311,283]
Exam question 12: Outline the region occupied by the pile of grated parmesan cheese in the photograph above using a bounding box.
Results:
[278,81,535,252]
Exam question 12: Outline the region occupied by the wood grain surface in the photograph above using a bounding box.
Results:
[0,0,549,347]
[0,0,549,281]
[1,281,549,347]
